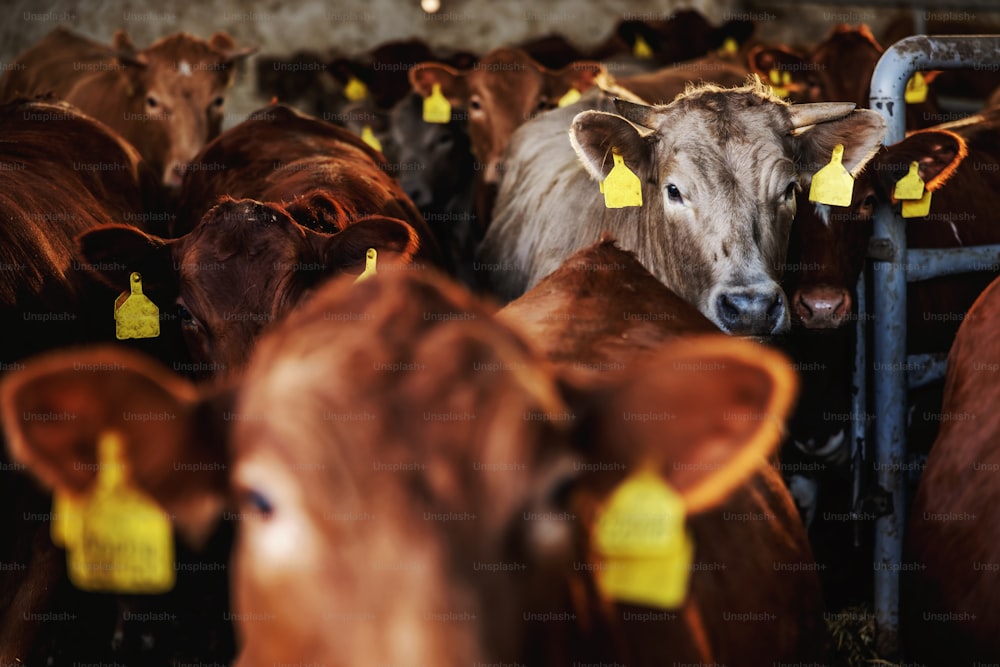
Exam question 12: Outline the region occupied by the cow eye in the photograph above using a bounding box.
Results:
[146,95,159,109]
[784,181,798,201]
[177,299,198,329]
[665,183,683,202]
[240,488,274,518]
[859,194,877,214]
[211,96,225,108]
[535,96,550,111]
[469,96,483,112]
[436,133,453,147]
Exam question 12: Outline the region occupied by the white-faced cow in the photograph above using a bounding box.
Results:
[478,80,886,336]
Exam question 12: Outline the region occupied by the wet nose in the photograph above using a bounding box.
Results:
[793,286,851,329]
[715,286,788,336]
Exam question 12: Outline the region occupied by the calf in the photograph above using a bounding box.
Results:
[79,104,433,376]
[1,267,825,666]
[904,273,1000,666]
[0,27,254,189]
[479,80,886,336]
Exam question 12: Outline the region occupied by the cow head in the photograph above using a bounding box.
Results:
[1,270,796,665]
[789,128,967,328]
[111,30,255,189]
[77,198,421,376]
[410,49,604,186]
[568,82,886,336]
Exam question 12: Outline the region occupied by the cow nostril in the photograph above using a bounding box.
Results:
[767,292,785,321]
[795,292,814,319]
[718,293,742,323]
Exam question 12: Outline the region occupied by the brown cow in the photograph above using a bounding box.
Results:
[617,54,750,105]
[904,273,1000,666]
[1,267,826,666]
[77,104,433,377]
[480,80,886,336]
[0,27,254,189]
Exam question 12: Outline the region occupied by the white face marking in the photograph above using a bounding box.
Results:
[812,202,832,228]
[949,221,963,245]
[178,60,192,77]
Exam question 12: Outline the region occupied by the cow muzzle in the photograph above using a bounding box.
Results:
[793,285,851,329]
[164,161,188,189]
[713,283,789,336]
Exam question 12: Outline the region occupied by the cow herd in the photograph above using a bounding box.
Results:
[2,8,1000,667]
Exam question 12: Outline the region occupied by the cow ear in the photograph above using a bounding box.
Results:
[0,347,231,546]
[409,63,468,105]
[747,44,803,80]
[547,61,605,99]
[111,29,146,68]
[569,110,650,183]
[878,129,967,193]
[795,109,887,181]
[306,215,422,275]
[77,224,179,294]
[572,335,797,516]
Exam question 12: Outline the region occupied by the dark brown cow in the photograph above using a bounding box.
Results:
[904,273,1000,666]
[748,24,940,129]
[0,27,254,189]
[410,48,603,225]
[1,266,826,666]
[617,54,750,105]
[78,104,433,376]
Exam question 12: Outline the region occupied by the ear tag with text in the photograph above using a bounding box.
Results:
[902,189,933,218]
[633,35,654,60]
[593,469,694,609]
[602,153,642,208]
[558,87,581,108]
[114,272,159,340]
[70,431,175,593]
[808,144,854,207]
[423,83,452,124]
[355,248,378,283]
[905,72,928,104]
[893,161,925,200]
[344,76,369,101]
[360,125,383,152]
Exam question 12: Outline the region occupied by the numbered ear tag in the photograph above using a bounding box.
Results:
[722,37,738,55]
[602,153,642,209]
[593,469,694,609]
[360,125,383,152]
[902,189,932,218]
[423,83,452,124]
[633,35,654,60]
[557,87,581,108]
[70,431,175,594]
[344,76,369,102]
[808,144,854,207]
[355,248,378,283]
[114,272,159,340]
[51,490,85,550]
[905,72,928,104]
[893,161,925,200]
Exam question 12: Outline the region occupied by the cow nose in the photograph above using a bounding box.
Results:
[793,286,851,329]
[715,286,788,336]
[404,183,432,208]
[165,163,187,189]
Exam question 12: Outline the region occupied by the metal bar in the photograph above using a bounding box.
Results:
[869,34,1000,659]
[906,352,949,389]
[906,245,1000,282]
[851,270,867,550]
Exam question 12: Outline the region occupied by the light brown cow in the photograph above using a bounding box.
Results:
[479,80,886,336]
[0,27,254,188]
[2,268,824,666]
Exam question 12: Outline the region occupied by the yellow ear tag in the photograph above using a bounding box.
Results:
[344,76,369,102]
[602,153,642,209]
[51,490,85,549]
[355,248,378,283]
[423,83,451,124]
[902,188,932,218]
[633,35,654,60]
[69,431,175,593]
[114,272,159,340]
[768,69,789,98]
[593,469,694,609]
[808,144,854,207]
[893,161,925,200]
[557,87,581,108]
[360,125,383,152]
[905,72,928,104]
[769,69,782,85]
